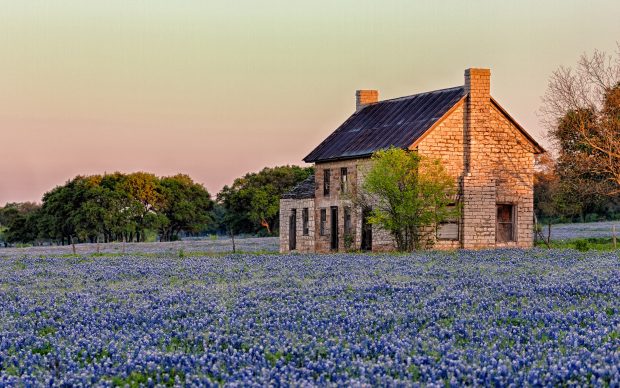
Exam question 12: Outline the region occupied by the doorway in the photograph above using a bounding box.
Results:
[330,206,338,251]
[361,207,372,251]
[496,204,515,243]
[289,209,297,250]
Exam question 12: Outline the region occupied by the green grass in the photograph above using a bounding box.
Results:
[38,326,57,336]
[32,342,53,356]
[535,237,620,251]
[108,368,186,387]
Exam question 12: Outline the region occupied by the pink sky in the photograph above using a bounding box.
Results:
[1,1,619,205]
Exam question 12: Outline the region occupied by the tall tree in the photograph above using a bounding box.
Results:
[358,148,458,251]
[158,174,213,241]
[38,180,81,244]
[121,172,164,242]
[541,45,620,197]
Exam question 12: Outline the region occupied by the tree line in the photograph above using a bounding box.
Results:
[0,166,313,246]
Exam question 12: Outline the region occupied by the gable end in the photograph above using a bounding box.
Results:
[490,98,545,154]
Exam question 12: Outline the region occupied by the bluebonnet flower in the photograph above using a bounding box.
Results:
[0,247,618,385]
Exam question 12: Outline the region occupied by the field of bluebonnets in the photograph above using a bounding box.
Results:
[1,238,619,386]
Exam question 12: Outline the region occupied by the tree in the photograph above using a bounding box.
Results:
[98,173,143,243]
[158,174,213,241]
[38,181,80,244]
[217,166,313,235]
[0,202,41,245]
[533,154,583,244]
[358,148,458,251]
[121,172,165,242]
[33,172,214,245]
[541,45,620,198]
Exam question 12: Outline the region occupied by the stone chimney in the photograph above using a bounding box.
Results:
[463,68,491,175]
[356,90,379,111]
[462,68,495,249]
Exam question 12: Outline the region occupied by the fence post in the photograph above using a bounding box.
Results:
[613,225,617,249]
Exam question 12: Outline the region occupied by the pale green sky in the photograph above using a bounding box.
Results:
[1,0,619,203]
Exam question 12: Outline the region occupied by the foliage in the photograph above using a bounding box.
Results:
[158,175,213,241]
[1,165,313,245]
[0,248,619,385]
[1,172,213,244]
[0,202,41,245]
[541,45,620,198]
[534,152,619,224]
[536,237,618,251]
[217,165,313,235]
[534,154,580,222]
[358,148,458,251]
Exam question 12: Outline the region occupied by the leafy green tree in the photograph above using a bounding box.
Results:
[217,165,313,235]
[358,148,458,251]
[158,174,213,241]
[98,173,141,242]
[0,202,41,244]
[203,203,228,235]
[34,172,212,244]
[121,172,165,242]
[38,180,81,244]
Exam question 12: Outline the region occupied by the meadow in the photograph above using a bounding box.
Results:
[0,241,619,386]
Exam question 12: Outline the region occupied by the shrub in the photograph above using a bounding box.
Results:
[574,239,590,252]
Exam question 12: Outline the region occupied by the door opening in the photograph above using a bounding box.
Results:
[361,207,372,251]
[289,209,297,250]
[330,206,338,251]
[496,204,515,243]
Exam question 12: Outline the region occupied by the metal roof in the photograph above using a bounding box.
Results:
[304,86,466,163]
[281,175,315,199]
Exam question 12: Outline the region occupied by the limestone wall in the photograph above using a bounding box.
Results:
[488,103,536,247]
[279,198,315,253]
[415,102,465,250]
[459,68,536,249]
[314,160,359,252]
[414,70,537,249]
[313,159,396,253]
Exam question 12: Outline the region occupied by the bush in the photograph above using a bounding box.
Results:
[573,239,590,252]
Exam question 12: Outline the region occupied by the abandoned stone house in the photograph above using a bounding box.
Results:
[280,68,544,253]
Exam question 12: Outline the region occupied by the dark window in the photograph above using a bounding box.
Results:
[344,207,352,236]
[340,167,348,193]
[323,169,330,196]
[320,208,327,236]
[437,204,459,240]
[496,204,515,242]
[302,208,309,236]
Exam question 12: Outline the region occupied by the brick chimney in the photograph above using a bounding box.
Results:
[356,90,379,111]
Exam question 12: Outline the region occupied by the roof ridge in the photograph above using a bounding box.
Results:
[304,86,466,163]
[374,85,464,104]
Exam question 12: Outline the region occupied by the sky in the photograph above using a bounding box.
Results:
[1,0,619,205]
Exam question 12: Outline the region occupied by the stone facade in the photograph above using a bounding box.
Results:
[279,198,315,253]
[280,68,542,253]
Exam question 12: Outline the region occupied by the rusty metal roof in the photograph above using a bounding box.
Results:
[304,86,466,163]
